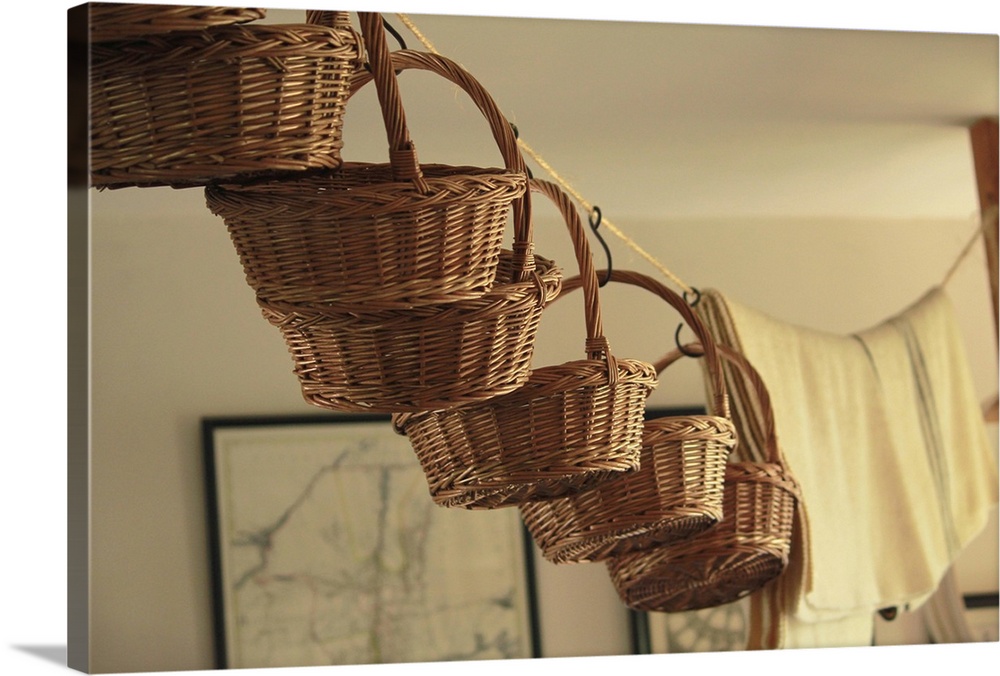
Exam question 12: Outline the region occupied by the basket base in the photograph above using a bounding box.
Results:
[609,546,789,613]
[534,511,723,564]
[432,467,634,511]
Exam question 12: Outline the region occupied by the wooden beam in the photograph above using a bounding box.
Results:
[969,117,998,423]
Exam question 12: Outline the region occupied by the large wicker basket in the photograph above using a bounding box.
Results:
[520,270,735,563]
[237,30,562,413]
[205,40,531,310]
[89,4,267,42]
[391,180,657,509]
[605,343,800,613]
[90,11,361,188]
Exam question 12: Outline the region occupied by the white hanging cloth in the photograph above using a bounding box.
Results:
[696,286,998,649]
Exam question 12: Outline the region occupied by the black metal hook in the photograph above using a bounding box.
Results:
[510,123,533,179]
[362,16,407,74]
[382,16,408,50]
[675,286,702,357]
[674,325,702,358]
[588,206,612,287]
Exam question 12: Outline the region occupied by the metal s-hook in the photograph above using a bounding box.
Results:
[362,15,407,73]
[588,206,612,287]
[674,287,702,357]
[510,123,533,179]
[382,16,408,50]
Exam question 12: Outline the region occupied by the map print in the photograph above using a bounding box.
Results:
[210,420,535,668]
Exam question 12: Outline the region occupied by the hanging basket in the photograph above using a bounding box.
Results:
[605,343,800,613]
[88,4,267,42]
[205,40,530,310]
[260,246,561,413]
[519,270,735,563]
[391,180,657,509]
[235,27,561,414]
[90,11,361,188]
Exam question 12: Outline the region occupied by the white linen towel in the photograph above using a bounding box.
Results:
[697,286,997,649]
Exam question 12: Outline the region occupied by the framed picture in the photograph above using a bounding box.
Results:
[203,414,541,669]
[963,592,999,642]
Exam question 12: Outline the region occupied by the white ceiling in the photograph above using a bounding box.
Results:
[279,6,999,222]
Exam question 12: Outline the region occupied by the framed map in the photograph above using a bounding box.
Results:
[203,414,541,669]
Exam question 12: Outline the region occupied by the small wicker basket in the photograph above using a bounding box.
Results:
[90,11,361,188]
[89,4,267,42]
[605,343,800,613]
[205,41,530,310]
[519,269,735,563]
[391,180,657,509]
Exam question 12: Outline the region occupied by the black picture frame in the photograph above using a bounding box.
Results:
[202,413,542,669]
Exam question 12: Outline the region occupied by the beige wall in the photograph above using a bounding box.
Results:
[87,184,643,673]
[86,173,998,671]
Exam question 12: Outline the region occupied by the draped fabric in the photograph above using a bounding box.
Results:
[696,287,997,649]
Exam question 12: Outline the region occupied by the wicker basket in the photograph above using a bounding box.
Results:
[520,270,736,563]
[205,42,531,310]
[605,343,800,613]
[236,29,561,413]
[89,4,267,42]
[391,180,658,509]
[90,11,361,188]
[260,246,561,413]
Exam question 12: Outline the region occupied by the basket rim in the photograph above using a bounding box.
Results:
[90,21,360,63]
[257,250,562,319]
[545,512,725,564]
[205,164,528,217]
[208,163,522,190]
[393,355,657,432]
[88,4,269,42]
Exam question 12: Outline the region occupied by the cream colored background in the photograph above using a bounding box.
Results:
[83,5,998,673]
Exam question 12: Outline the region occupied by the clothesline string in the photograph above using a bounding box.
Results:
[393,12,991,299]
[942,204,998,287]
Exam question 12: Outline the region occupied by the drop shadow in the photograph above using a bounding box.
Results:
[11,644,68,667]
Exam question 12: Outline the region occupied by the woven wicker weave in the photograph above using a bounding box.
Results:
[90,12,361,188]
[520,270,735,563]
[259,247,561,412]
[205,44,530,310]
[230,25,560,413]
[391,181,657,509]
[89,4,267,42]
[605,343,800,613]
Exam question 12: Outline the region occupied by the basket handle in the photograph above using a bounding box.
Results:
[306,10,353,28]
[657,342,789,468]
[346,48,535,281]
[530,179,617,377]
[357,13,430,192]
[556,270,729,419]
